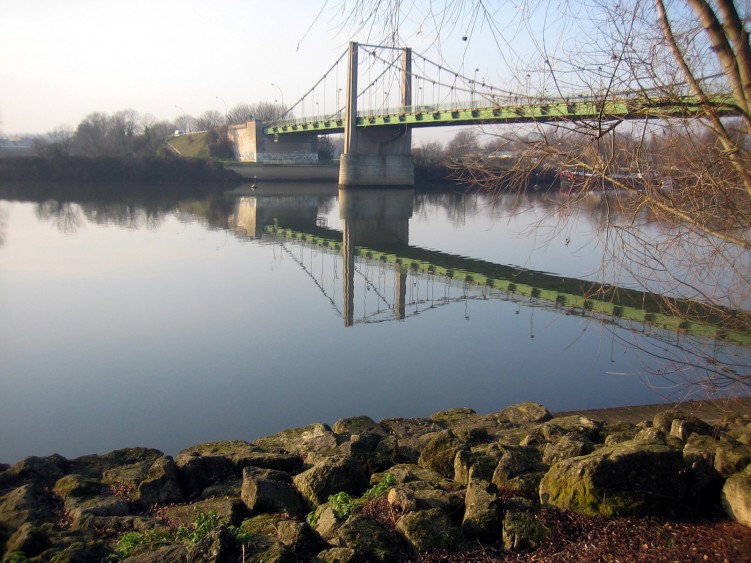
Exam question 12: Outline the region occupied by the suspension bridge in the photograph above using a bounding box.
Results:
[238,41,739,186]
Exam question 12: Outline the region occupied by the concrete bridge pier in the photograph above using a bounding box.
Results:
[339,42,415,187]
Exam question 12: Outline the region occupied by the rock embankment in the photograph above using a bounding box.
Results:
[1,402,750,562]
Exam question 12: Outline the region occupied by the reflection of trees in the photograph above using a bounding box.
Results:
[81,202,168,230]
[35,201,84,234]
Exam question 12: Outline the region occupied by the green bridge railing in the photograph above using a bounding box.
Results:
[264,94,738,136]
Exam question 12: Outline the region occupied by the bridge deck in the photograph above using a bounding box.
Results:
[264,94,737,136]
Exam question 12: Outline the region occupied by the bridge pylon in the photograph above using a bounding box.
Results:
[339,42,415,187]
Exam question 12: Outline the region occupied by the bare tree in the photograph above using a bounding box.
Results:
[445,129,480,161]
[226,103,255,125]
[332,0,751,391]
[248,101,288,122]
[413,140,445,167]
[73,112,110,156]
[194,110,225,131]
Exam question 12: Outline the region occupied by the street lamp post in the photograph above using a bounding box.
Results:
[175,105,189,133]
[271,83,284,107]
[216,96,227,122]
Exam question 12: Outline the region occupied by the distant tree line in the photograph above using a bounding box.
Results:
[33,102,289,159]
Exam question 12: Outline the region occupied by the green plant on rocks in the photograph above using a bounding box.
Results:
[328,492,358,519]
[113,528,171,559]
[308,473,397,525]
[175,510,221,545]
[2,552,29,563]
[362,472,397,500]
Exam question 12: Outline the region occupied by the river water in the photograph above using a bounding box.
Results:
[0,183,747,463]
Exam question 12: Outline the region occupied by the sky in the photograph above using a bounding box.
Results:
[2,0,551,138]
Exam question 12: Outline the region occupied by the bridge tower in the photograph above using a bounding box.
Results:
[339,42,415,187]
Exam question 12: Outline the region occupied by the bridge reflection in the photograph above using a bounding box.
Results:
[228,184,750,345]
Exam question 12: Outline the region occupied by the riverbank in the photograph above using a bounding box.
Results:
[555,395,751,425]
[1,400,749,561]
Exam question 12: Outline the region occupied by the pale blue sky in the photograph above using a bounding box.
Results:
[2,0,555,136]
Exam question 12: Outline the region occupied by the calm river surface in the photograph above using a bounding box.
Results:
[0,183,744,463]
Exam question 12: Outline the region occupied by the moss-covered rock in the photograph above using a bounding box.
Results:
[275,520,328,559]
[492,445,548,495]
[397,507,468,552]
[311,547,358,562]
[454,447,503,485]
[53,474,103,500]
[502,509,549,552]
[722,463,751,526]
[339,432,398,475]
[293,456,369,509]
[378,417,445,463]
[537,416,602,442]
[186,526,242,562]
[461,478,501,540]
[539,440,685,516]
[241,467,303,516]
[0,484,53,532]
[4,522,51,558]
[68,448,163,479]
[494,402,552,425]
[418,430,466,478]
[332,416,387,436]
[159,497,246,528]
[253,424,340,464]
[0,454,68,489]
[136,456,184,506]
[541,432,594,465]
[333,515,404,562]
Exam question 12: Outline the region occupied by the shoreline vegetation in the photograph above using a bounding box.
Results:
[1,399,749,561]
[0,155,557,198]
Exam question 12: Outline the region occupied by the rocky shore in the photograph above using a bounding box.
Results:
[1,401,750,562]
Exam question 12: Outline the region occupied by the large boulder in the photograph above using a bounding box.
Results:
[158,497,246,528]
[0,454,68,489]
[378,417,445,463]
[4,522,51,558]
[418,430,466,478]
[539,439,685,516]
[333,415,387,436]
[69,448,164,478]
[454,446,503,485]
[53,474,129,527]
[502,502,549,552]
[386,482,464,517]
[339,432,398,475]
[541,432,594,465]
[722,463,751,526]
[187,526,242,563]
[492,446,548,496]
[136,456,184,506]
[293,456,369,508]
[397,508,468,552]
[254,423,340,464]
[241,467,303,516]
[461,477,501,540]
[333,515,405,561]
[537,416,602,442]
[494,402,552,425]
[275,520,329,559]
